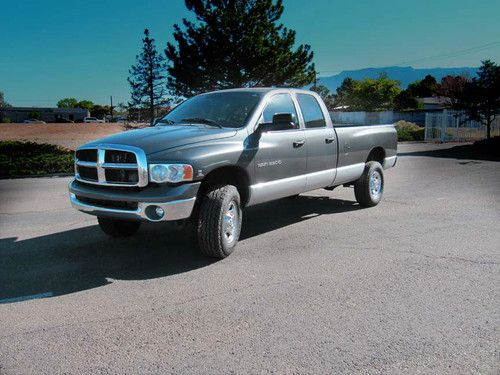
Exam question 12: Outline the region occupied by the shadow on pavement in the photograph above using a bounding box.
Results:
[0,196,360,303]
[398,144,500,161]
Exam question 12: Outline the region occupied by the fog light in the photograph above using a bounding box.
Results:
[145,205,165,221]
[155,206,164,218]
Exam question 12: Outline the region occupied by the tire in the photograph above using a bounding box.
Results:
[97,217,141,237]
[197,184,242,258]
[354,161,384,207]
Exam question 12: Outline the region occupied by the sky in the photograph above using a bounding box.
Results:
[1,0,499,106]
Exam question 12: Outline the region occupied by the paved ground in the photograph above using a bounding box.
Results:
[0,143,499,374]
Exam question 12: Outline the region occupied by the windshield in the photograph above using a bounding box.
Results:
[158,91,263,128]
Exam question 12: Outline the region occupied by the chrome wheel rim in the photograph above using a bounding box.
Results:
[223,201,239,244]
[369,170,382,200]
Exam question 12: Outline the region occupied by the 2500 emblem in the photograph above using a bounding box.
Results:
[257,160,282,168]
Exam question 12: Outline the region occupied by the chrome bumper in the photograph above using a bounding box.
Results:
[384,155,397,169]
[70,193,196,222]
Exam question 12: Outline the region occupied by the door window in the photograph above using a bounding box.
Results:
[297,94,326,128]
[258,94,299,129]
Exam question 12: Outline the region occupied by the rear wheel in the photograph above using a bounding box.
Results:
[97,217,141,237]
[197,184,242,258]
[354,161,384,207]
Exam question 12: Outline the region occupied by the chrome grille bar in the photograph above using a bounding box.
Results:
[75,160,97,168]
[97,149,106,183]
[101,163,138,169]
[75,144,148,187]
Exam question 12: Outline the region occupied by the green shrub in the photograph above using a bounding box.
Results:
[0,141,74,177]
[395,121,424,141]
[1,116,11,123]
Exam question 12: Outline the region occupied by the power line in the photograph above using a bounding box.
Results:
[315,41,500,77]
[395,41,500,66]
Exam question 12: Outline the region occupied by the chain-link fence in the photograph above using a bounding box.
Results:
[425,110,500,142]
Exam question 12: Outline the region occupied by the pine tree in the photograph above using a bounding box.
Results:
[128,29,167,125]
[460,60,500,139]
[165,0,316,97]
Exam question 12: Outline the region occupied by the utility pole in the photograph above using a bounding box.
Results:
[110,96,114,119]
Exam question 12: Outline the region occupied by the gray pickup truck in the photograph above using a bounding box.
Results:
[69,88,397,258]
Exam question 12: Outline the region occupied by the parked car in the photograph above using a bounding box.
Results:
[54,118,75,123]
[23,119,46,124]
[83,117,105,123]
[114,116,127,123]
[69,88,397,258]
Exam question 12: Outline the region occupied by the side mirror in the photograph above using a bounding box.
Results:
[258,113,296,132]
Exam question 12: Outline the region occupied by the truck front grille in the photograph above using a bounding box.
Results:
[78,166,98,181]
[105,169,139,183]
[105,150,137,164]
[76,149,97,162]
[74,145,148,187]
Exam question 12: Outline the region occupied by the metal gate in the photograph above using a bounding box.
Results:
[425,110,500,142]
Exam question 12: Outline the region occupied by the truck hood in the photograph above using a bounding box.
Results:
[84,125,238,155]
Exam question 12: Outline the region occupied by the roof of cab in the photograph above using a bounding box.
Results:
[203,87,314,95]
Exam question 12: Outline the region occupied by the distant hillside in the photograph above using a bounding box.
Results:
[318,66,478,93]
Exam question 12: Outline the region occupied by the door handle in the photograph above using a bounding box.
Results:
[325,137,335,144]
[293,139,305,147]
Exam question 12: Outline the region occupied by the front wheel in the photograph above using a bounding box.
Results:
[197,185,242,258]
[97,217,141,237]
[354,161,384,207]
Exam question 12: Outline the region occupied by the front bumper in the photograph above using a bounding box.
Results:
[69,179,200,222]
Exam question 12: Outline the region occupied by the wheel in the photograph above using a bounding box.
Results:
[97,217,141,237]
[354,161,384,207]
[197,184,242,258]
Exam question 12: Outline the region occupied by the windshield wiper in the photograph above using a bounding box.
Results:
[180,117,224,128]
[155,119,176,126]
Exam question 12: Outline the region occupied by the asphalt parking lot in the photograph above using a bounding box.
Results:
[0,143,499,374]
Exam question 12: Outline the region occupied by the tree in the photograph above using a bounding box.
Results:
[0,91,11,108]
[436,75,470,109]
[128,29,167,125]
[459,60,500,139]
[333,74,400,111]
[115,102,129,116]
[165,0,316,97]
[91,104,110,119]
[394,89,421,111]
[310,84,335,110]
[333,78,355,109]
[408,74,437,98]
[57,98,78,108]
[77,100,94,111]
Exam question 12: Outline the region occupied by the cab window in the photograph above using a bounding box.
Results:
[258,94,299,129]
[297,94,326,128]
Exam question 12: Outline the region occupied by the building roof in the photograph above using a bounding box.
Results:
[417,96,449,105]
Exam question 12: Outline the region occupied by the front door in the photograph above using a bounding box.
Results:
[249,93,307,205]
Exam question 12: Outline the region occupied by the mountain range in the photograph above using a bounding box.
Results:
[318,66,478,93]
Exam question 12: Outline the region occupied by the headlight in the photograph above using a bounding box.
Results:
[149,164,193,183]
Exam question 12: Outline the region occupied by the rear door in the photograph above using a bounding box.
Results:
[295,93,337,190]
[249,93,307,205]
